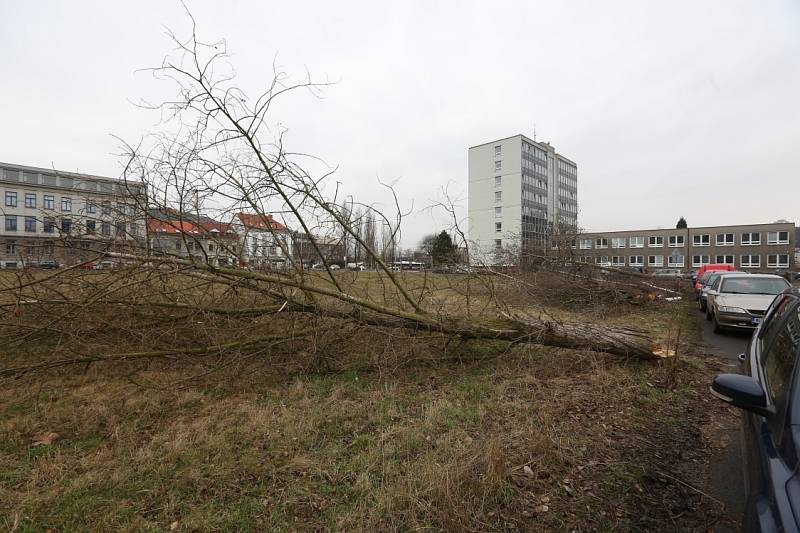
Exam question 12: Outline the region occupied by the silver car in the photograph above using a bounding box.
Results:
[706,273,792,332]
[699,271,743,312]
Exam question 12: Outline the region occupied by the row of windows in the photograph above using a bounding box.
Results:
[4,191,135,215]
[583,255,685,267]
[1,168,142,195]
[577,254,791,268]
[3,215,135,236]
[578,231,790,249]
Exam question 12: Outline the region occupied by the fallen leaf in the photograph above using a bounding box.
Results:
[169,520,179,530]
[523,465,534,477]
[32,432,59,446]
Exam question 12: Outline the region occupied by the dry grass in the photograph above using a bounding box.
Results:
[0,270,724,531]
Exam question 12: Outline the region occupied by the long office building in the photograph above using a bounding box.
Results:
[570,221,796,272]
[468,134,577,265]
[0,162,146,268]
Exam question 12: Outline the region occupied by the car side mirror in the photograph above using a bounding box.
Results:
[711,374,773,417]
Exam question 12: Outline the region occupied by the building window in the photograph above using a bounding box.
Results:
[692,255,710,267]
[86,220,96,234]
[648,236,664,247]
[668,254,685,267]
[579,238,592,250]
[24,217,36,233]
[494,161,501,171]
[494,207,502,218]
[6,241,16,255]
[767,231,790,245]
[43,217,55,233]
[595,238,608,249]
[61,219,72,234]
[629,236,644,248]
[494,176,501,187]
[5,191,17,207]
[596,256,610,266]
[741,232,760,246]
[5,216,17,232]
[741,255,760,268]
[24,193,36,208]
[129,223,138,236]
[101,222,111,236]
[692,234,710,247]
[668,235,685,247]
[102,201,110,215]
[494,145,502,156]
[715,233,734,246]
[629,255,644,266]
[115,222,125,236]
[86,202,97,214]
[767,255,789,268]
[494,191,502,203]
[715,255,735,265]
[611,237,626,249]
[61,197,72,212]
[611,256,625,266]
[495,222,502,233]
[648,255,664,267]
[494,239,502,250]
[43,195,54,210]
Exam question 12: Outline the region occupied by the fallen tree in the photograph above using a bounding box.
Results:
[0,20,660,381]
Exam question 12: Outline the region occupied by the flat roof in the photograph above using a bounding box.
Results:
[583,222,796,235]
[0,161,132,184]
[468,134,577,165]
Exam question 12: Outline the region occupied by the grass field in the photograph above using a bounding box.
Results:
[0,270,732,531]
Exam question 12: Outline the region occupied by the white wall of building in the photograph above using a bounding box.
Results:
[468,136,522,265]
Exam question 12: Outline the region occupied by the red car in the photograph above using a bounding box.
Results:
[694,264,736,294]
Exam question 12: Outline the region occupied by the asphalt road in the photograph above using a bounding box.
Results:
[697,304,750,532]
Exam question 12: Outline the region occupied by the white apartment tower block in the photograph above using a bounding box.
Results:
[468,134,577,264]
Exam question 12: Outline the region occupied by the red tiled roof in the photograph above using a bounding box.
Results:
[236,213,288,231]
[147,219,235,236]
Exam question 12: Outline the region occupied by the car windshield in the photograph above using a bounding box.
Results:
[719,277,789,295]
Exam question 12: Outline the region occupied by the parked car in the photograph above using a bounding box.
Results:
[710,287,800,531]
[653,268,683,278]
[698,271,743,311]
[37,260,60,270]
[694,264,736,294]
[706,274,792,332]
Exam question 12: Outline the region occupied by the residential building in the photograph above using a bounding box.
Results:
[292,232,344,265]
[147,218,238,266]
[571,221,796,273]
[234,213,293,268]
[0,162,146,268]
[468,134,577,264]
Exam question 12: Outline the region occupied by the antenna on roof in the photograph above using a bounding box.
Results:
[533,123,537,142]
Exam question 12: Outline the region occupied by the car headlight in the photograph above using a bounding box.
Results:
[719,306,748,314]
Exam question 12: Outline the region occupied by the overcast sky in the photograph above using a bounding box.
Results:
[1,0,798,246]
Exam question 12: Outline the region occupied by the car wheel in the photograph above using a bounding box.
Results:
[712,312,723,333]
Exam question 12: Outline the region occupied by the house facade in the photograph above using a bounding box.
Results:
[234,213,293,268]
[573,221,796,273]
[0,161,146,268]
[148,219,239,267]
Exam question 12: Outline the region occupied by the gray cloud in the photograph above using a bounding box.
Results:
[1,0,798,246]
